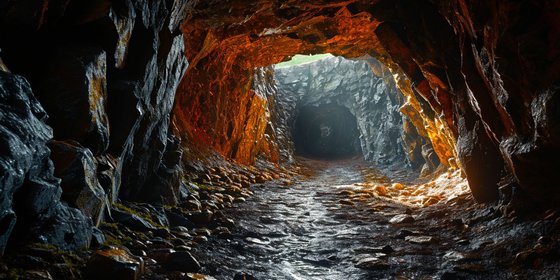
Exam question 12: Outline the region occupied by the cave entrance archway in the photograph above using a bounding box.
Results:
[294,103,362,159]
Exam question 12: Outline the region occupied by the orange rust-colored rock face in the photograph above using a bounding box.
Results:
[173,0,459,167]
[174,0,560,207]
[173,0,387,165]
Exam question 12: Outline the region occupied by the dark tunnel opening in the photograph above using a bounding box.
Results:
[293,103,362,159]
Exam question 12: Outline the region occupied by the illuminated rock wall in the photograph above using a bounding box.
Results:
[273,56,436,169]
[174,0,560,207]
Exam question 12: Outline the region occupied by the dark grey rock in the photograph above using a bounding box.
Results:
[49,140,108,226]
[111,208,156,232]
[31,46,110,155]
[234,273,257,280]
[354,257,390,270]
[112,1,189,203]
[90,227,106,249]
[86,246,144,280]
[165,209,195,229]
[0,71,91,255]
[165,251,201,273]
[273,56,414,166]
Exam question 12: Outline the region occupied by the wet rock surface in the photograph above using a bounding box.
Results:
[86,246,144,280]
[274,56,413,166]
[193,159,560,279]
[0,71,92,256]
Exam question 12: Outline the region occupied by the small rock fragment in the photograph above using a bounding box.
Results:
[355,257,390,270]
[404,235,434,244]
[389,214,415,224]
[86,246,144,280]
[165,251,201,273]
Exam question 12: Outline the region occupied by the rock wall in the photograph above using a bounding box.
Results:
[274,56,432,168]
[0,0,189,254]
[0,0,559,257]
[174,0,560,209]
[0,71,92,255]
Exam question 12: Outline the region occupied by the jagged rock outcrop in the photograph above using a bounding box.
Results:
[0,0,559,261]
[0,0,189,251]
[174,0,560,209]
[274,56,431,168]
[49,140,108,227]
[0,71,92,256]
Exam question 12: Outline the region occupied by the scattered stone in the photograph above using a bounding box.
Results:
[175,245,192,251]
[234,273,257,280]
[389,214,415,224]
[355,257,390,270]
[444,251,466,262]
[339,199,355,206]
[195,228,212,237]
[193,235,208,243]
[395,229,421,239]
[455,239,470,246]
[21,270,54,280]
[166,210,196,229]
[187,273,218,280]
[405,235,435,244]
[439,270,459,280]
[111,208,156,232]
[189,210,214,225]
[381,245,394,254]
[213,227,232,238]
[147,248,175,262]
[373,185,389,196]
[165,251,201,273]
[245,237,270,245]
[86,246,144,280]
[453,263,486,273]
[90,227,106,249]
[144,258,157,266]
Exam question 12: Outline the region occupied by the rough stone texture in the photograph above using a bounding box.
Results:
[0,0,190,204]
[31,46,111,156]
[0,0,559,258]
[0,71,91,256]
[173,57,272,165]
[86,246,144,280]
[275,56,419,167]
[48,140,108,227]
[0,0,189,251]
[174,0,560,208]
[113,2,189,203]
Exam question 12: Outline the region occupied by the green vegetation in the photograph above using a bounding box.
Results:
[275,53,333,68]
[0,268,20,280]
[113,203,163,229]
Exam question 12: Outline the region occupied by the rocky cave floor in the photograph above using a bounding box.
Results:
[1,159,560,280]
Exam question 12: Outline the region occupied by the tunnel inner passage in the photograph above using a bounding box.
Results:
[294,103,362,159]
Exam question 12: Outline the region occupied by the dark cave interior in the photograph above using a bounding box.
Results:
[293,103,362,159]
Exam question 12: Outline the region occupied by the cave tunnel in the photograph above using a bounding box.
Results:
[293,104,362,159]
[1,0,560,279]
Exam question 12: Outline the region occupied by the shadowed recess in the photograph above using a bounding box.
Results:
[294,103,362,159]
